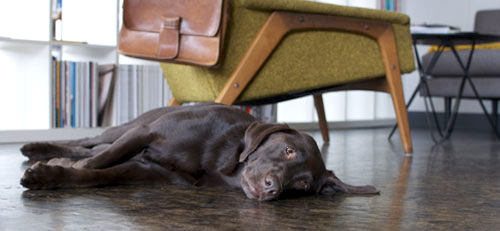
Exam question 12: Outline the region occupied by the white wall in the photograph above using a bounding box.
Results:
[401,0,500,113]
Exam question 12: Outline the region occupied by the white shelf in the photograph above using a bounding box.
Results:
[0,0,120,132]
[0,37,116,50]
[51,41,117,64]
[0,0,168,136]
[51,41,116,50]
[0,37,50,47]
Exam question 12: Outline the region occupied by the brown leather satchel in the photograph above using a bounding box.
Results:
[118,0,229,67]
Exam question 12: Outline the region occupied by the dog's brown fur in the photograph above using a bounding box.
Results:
[20,104,378,201]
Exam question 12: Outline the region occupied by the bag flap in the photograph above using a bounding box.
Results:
[123,0,223,37]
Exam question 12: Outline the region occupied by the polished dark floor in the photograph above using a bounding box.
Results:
[0,128,499,230]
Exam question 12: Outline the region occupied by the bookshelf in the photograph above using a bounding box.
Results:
[0,0,161,139]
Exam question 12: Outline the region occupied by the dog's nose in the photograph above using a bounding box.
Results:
[263,174,279,196]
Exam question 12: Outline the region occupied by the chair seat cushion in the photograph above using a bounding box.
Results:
[239,0,410,24]
[161,0,415,103]
[421,77,500,98]
[422,49,500,77]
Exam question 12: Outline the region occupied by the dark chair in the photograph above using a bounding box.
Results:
[421,9,500,131]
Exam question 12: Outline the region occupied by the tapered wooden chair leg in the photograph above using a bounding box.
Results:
[313,94,330,142]
[387,79,413,154]
[377,27,413,154]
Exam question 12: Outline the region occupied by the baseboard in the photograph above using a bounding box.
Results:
[0,128,105,144]
[286,112,497,132]
[287,119,396,131]
[408,111,497,131]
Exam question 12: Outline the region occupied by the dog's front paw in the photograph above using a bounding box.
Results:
[20,162,67,190]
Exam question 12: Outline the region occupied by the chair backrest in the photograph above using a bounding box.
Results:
[474,9,500,35]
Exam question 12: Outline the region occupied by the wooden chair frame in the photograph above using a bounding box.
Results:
[168,11,413,154]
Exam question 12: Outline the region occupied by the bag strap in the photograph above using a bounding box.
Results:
[158,16,181,59]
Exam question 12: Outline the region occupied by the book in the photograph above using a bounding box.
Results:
[411,24,460,34]
[71,62,76,128]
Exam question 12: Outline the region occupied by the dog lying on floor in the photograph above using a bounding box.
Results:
[20,104,379,201]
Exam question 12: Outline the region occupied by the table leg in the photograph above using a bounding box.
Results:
[446,45,500,140]
[444,97,452,126]
[493,99,499,130]
[389,42,446,140]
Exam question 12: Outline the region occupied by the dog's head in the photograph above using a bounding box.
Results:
[239,122,379,201]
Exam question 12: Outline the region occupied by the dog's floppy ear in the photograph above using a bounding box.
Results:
[317,170,380,195]
[239,122,293,162]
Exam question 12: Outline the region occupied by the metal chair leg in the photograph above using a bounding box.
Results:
[493,99,498,129]
[444,97,452,126]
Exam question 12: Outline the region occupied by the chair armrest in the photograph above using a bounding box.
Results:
[238,0,410,25]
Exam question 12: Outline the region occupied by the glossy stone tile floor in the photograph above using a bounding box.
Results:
[0,128,499,230]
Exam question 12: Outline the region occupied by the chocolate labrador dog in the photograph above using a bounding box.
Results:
[20,104,378,201]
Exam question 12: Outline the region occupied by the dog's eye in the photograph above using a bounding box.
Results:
[284,146,296,159]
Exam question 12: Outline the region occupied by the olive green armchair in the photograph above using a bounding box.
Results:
[160,0,416,153]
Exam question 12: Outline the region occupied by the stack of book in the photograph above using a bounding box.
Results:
[112,65,172,126]
[410,24,460,34]
[51,63,275,128]
[51,60,99,128]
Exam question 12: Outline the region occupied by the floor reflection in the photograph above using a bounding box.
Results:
[387,157,412,230]
[20,184,350,230]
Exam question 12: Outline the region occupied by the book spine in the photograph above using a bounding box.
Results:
[92,62,98,128]
[71,62,76,128]
[56,61,61,128]
[76,62,80,128]
[85,62,90,127]
[62,61,66,127]
[89,62,93,127]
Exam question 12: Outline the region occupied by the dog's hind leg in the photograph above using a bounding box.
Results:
[39,144,111,167]
[21,143,94,160]
[21,107,170,159]
[21,122,138,160]
[20,142,111,160]
[73,124,158,169]
[60,107,171,148]
[21,159,197,189]
[58,124,137,148]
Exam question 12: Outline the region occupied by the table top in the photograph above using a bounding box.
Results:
[411,32,500,46]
